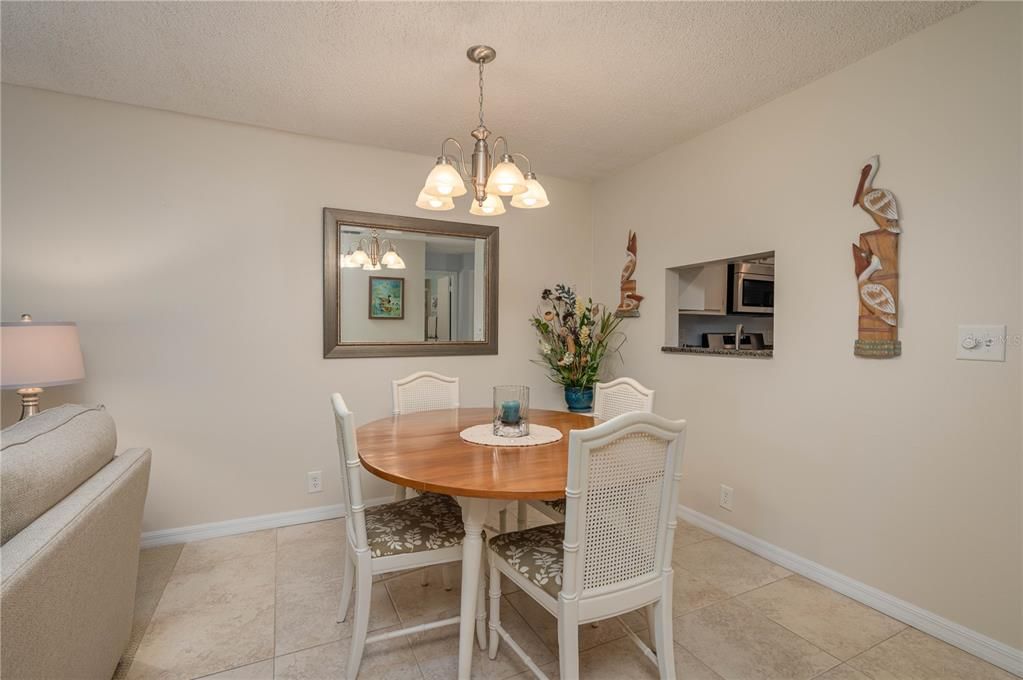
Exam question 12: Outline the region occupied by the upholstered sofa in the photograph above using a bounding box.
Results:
[1,404,151,679]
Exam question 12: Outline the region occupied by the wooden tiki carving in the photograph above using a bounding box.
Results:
[615,230,643,318]
[852,155,901,358]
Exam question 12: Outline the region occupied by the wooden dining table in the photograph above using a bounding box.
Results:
[357,407,596,680]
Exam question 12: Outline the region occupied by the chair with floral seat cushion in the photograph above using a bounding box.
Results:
[391,371,461,588]
[487,411,687,680]
[330,393,486,679]
[363,493,467,557]
[519,377,655,528]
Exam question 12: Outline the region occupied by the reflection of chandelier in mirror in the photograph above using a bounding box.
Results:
[417,45,549,217]
[341,230,406,271]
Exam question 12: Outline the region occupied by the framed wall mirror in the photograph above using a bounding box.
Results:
[323,208,499,358]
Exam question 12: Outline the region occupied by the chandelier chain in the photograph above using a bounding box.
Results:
[478,60,485,128]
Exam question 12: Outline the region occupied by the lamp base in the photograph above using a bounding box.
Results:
[16,387,43,421]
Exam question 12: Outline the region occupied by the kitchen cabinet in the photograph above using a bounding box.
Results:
[677,262,727,315]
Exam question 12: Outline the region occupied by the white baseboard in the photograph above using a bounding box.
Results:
[678,505,1023,678]
[139,496,392,549]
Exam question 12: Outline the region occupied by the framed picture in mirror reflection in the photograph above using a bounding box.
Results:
[368,276,405,320]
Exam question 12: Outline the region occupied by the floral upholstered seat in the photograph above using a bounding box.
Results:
[542,498,566,514]
[364,492,466,558]
[488,523,565,596]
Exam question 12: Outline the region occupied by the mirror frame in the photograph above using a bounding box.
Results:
[323,207,499,358]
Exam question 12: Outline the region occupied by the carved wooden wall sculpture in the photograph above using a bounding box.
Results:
[615,230,643,318]
[852,155,901,358]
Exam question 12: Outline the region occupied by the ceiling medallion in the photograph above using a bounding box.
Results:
[416,45,549,216]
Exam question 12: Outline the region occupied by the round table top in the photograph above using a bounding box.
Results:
[357,408,596,500]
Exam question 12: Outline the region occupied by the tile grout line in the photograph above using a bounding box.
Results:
[189,656,275,680]
[681,543,916,674]
[668,581,837,678]
[842,627,912,674]
[733,573,911,670]
[118,544,187,679]
[381,565,429,680]
[502,588,560,660]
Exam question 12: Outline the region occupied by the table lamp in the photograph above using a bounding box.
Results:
[1,314,85,421]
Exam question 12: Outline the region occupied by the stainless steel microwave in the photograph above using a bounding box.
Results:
[729,262,774,314]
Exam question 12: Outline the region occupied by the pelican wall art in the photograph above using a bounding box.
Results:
[615,230,644,317]
[852,155,901,358]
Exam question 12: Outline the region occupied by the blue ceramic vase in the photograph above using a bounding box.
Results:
[564,386,594,413]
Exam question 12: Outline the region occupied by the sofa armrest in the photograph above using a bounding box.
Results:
[1,447,152,680]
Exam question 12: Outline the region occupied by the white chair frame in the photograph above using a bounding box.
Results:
[390,373,459,503]
[331,393,485,678]
[518,377,656,529]
[592,377,656,422]
[392,371,460,418]
[391,372,461,589]
[488,412,687,680]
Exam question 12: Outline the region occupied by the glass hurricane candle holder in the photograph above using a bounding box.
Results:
[493,385,530,438]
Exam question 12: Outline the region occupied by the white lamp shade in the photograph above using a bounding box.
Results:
[469,194,506,216]
[422,162,467,198]
[380,246,406,269]
[485,160,528,196]
[416,190,454,211]
[350,248,371,267]
[1,321,85,389]
[510,177,550,209]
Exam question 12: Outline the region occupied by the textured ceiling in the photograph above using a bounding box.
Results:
[1,1,969,180]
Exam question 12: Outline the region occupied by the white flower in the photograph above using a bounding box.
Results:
[579,326,591,346]
[558,352,574,366]
[540,342,552,355]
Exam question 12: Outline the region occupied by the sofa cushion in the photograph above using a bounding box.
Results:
[1,404,116,545]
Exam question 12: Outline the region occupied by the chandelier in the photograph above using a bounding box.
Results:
[341,230,406,271]
[416,45,549,216]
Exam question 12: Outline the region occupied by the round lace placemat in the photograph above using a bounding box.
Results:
[459,423,564,447]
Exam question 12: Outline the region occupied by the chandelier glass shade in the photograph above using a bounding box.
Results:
[416,189,455,211]
[341,230,406,271]
[416,45,548,216]
[422,161,468,198]
[469,194,506,216]
[510,173,550,209]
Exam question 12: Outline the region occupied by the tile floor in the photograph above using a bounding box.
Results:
[122,506,1016,680]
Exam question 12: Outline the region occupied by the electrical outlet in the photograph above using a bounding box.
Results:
[957,324,1007,362]
[307,471,323,494]
[719,484,734,511]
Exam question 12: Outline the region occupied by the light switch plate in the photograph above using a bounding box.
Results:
[957,324,1006,362]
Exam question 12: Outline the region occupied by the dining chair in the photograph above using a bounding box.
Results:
[391,371,459,504]
[392,371,461,589]
[392,370,460,417]
[592,377,656,421]
[517,377,656,529]
[487,411,687,680]
[330,393,486,678]
[394,371,516,540]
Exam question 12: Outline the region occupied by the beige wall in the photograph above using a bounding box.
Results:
[591,4,1021,649]
[0,84,593,531]
[2,2,1020,654]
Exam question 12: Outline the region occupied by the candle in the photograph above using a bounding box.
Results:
[500,400,521,424]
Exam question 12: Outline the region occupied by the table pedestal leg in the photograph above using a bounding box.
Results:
[456,497,489,680]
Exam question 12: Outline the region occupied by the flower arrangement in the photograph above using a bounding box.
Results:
[530,284,625,389]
